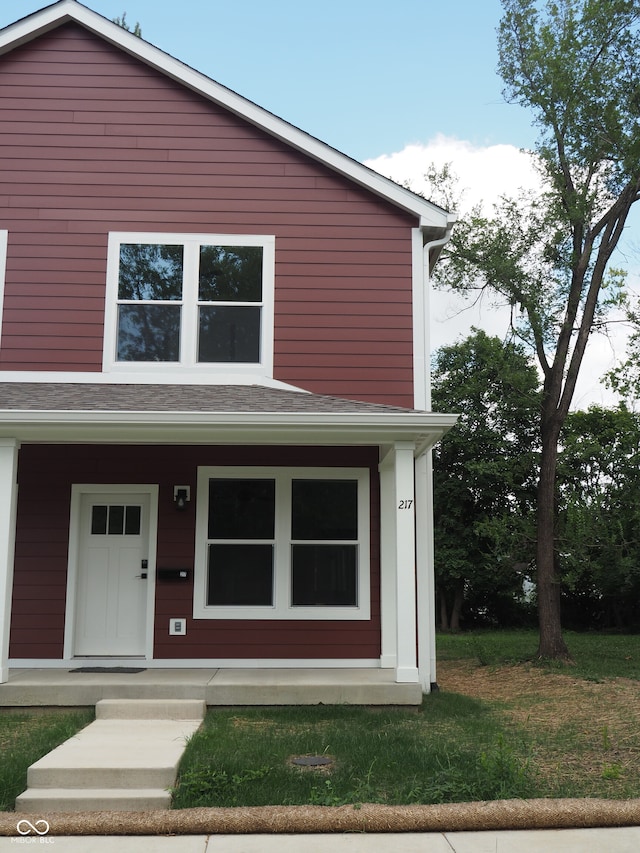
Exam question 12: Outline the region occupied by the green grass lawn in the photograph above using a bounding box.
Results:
[2,632,639,812]
[438,628,640,679]
[172,631,640,809]
[0,709,94,811]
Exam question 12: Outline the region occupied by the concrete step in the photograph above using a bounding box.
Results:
[96,698,206,720]
[16,786,171,812]
[26,719,201,790]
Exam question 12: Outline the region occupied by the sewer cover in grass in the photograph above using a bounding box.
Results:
[291,755,333,767]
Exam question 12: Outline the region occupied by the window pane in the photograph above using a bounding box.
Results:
[91,505,107,535]
[208,479,275,539]
[117,304,181,361]
[198,306,261,363]
[108,505,125,535]
[198,245,262,302]
[118,243,183,301]
[207,544,273,605]
[291,480,358,540]
[291,544,357,606]
[125,505,141,535]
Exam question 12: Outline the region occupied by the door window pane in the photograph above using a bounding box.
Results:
[91,505,108,535]
[125,505,142,535]
[108,505,125,535]
[198,306,261,363]
[291,544,357,606]
[207,544,274,605]
[92,505,142,536]
[291,480,358,540]
[208,479,275,539]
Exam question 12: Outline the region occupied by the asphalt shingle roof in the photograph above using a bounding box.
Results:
[0,383,422,415]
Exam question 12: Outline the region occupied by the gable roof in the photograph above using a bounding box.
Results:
[0,0,455,244]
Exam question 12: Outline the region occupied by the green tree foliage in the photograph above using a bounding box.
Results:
[432,330,541,630]
[432,0,640,657]
[113,12,142,37]
[558,405,640,630]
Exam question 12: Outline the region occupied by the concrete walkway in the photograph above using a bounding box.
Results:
[1,828,640,851]
[15,699,204,812]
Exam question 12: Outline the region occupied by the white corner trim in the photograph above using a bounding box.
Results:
[0,230,7,353]
[412,228,428,411]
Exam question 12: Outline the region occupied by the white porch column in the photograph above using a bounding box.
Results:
[379,443,418,680]
[378,458,397,668]
[0,439,19,684]
[415,451,437,692]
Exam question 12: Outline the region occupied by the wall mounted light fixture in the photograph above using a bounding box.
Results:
[173,485,190,511]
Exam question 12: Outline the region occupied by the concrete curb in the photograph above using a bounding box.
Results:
[2,798,640,836]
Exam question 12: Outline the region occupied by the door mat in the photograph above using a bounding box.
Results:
[69,667,147,674]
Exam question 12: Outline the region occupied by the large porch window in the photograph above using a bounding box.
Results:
[194,467,370,620]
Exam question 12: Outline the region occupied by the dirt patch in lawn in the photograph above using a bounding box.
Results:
[438,659,640,797]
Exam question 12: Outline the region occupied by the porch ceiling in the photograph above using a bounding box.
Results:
[0,383,457,453]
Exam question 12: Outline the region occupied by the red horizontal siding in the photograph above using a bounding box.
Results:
[10,444,381,662]
[0,23,417,406]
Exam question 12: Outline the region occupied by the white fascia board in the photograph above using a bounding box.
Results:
[0,409,458,449]
[0,1,452,229]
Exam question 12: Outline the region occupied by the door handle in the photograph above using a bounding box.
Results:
[135,573,148,579]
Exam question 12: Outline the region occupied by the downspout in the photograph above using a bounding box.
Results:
[416,226,455,692]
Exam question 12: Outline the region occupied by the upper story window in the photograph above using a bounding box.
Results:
[103,233,275,375]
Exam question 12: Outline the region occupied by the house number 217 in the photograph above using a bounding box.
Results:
[398,499,413,510]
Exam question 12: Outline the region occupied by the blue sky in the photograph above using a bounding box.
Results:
[0,0,534,160]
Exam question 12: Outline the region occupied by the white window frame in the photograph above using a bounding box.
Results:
[0,230,7,351]
[194,466,371,621]
[103,232,275,376]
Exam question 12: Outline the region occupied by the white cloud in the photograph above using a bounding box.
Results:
[365,134,540,213]
[365,136,635,409]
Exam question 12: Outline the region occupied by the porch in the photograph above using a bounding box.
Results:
[0,666,423,707]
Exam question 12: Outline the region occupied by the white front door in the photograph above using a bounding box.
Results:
[73,492,150,657]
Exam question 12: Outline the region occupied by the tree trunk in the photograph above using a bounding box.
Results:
[439,589,450,631]
[536,415,571,660]
[450,578,465,632]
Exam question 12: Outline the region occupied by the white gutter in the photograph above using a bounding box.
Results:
[0,409,457,452]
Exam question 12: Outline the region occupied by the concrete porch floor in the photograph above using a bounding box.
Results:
[0,667,423,707]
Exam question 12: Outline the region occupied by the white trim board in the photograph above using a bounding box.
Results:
[8,658,381,669]
[0,231,7,353]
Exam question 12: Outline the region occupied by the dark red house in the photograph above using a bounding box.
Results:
[0,0,456,700]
